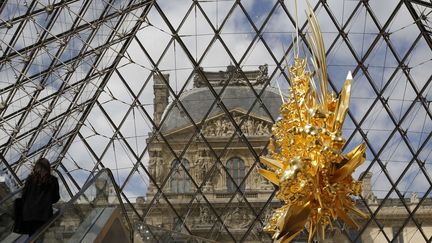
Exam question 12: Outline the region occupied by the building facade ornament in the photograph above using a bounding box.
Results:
[202,114,271,137]
[223,208,253,229]
[193,64,269,88]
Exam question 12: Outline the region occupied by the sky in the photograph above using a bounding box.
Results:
[0,0,431,205]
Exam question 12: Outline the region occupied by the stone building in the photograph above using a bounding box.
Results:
[141,66,432,242]
[144,64,280,242]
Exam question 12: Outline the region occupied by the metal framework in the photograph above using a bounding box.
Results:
[0,0,431,242]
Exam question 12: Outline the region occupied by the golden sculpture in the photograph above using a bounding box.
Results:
[259,4,368,243]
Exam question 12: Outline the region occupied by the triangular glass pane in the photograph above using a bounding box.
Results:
[388,4,420,58]
[120,166,150,203]
[281,0,319,26]
[261,3,298,61]
[326,0,358,26]
[241,39,277,72]
[360,219,390,242]
[219,5,257,62]
[384,72,417,122]
[397,162,431,199]
[81,0,108,23]
[379,132,412,183]
[198,0,236,29]
[402,101,432,151]
[13,15,45,50]
[49,4,76,36]
[99,78,134,127]
[368,161,396,198]
[418,138,432,165]
[157,1,193,31]
[120,108,152,156]
[67,168,93,190]
[241,0,278,30]
[4,90,31,118]
[327,39,359,66]
[177,7,214,63]
[122,39,153,74]
[98,140,137,187]
[62,136,98,172]
[366,39,399,72]
[159,105,195,145]
[369,0,399,26]
[345,6,380,58]
[360,106,394,150]
[156,39,196,95]
[136,7,173,62]
[199,38,233,70]
[0,60,23,90]
[81,106,114,157]
[406,37,432,89]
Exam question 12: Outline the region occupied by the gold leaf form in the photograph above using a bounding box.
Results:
[259,3,367,242]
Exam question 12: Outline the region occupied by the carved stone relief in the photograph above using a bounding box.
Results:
[223,207,253,229]
[202,115,271,137]
[199,206,214,224]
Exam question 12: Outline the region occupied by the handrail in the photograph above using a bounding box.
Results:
[28,168,133,242]
[52,168,74,199]
[0,188,21,206]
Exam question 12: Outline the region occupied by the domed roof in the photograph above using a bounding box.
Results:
[161,86,282,133]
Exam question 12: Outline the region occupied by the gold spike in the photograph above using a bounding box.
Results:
[333,72,353,132]
[333,143,366,181]
[258,169,280,185]
[260,156,284,170]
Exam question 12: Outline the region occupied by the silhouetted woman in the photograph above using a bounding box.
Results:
[22,158,60,236]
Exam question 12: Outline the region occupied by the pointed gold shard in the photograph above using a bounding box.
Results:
[258,168,280,186]
[333,143,366,181]
[260,156,284,170]
[333,72,353,132]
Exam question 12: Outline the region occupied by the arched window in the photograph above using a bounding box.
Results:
[226,157,245,192]
[170,159,190,193]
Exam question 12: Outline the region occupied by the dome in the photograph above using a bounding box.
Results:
[160,86,282,133]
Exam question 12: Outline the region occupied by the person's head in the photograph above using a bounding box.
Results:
[31,158,51,184]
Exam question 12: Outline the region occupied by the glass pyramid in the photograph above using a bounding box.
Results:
[0,0,431,242]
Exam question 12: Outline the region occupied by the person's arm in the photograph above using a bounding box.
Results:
[51,177,60,203]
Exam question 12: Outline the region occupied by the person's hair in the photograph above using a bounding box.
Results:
[30,158,51,185]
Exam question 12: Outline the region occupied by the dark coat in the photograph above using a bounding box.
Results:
[22,174,60,222]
